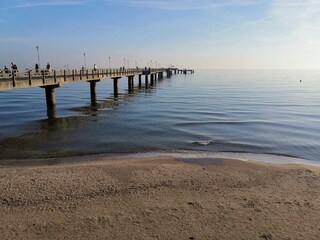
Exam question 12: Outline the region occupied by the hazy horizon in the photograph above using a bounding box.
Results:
[1,0,320,70]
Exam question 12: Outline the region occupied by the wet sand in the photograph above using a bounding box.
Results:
[0,156,319,239]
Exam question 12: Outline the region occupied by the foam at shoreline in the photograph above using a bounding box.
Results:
[126,151,320,167]
[0,150,319,167]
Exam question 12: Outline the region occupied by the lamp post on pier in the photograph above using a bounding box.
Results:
[108,56,111,69]
[83,53,86,69]
[124,59,126,69]
[36,46,40,67]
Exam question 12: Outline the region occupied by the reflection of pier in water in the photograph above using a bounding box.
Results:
[71,74,164,116]
[0,114,98,160]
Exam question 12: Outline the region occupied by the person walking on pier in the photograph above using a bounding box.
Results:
[35,63,39,73]
[4,66,9,74]
[11,62,18,73]
[46,62,51,75]
[93,64,97,71]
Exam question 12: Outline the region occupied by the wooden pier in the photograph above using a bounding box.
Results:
[0,67,192,117]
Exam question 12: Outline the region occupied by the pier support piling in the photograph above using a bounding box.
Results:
[43,85,60,108]
[47,105,56,119]
[40,84,60,119]
[90,95,97,109]
[145,74,149,88]
[128,77,131,91]
[113,77,120,97]
[139,75,142,88]
[128,76,134,92]
[89,81,97,98]
[87,80,100,100]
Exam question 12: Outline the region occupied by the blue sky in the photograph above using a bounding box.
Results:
[1,0,320,69]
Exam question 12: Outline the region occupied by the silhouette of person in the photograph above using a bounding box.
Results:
[11,62,18,72]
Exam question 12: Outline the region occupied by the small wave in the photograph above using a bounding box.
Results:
[192,140,214,146]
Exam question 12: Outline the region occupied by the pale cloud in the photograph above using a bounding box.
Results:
[269,0,320,43]
[211,16,272,35]
[273,1,320,7]
[103,0,265,10]
[211,0,320,44]
[270,0,320,21]
[205,0,320,68]
[15,0,88,8]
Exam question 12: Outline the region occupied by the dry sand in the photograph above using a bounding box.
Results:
[0,156,319,240]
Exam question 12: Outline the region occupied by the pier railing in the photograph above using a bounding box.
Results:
[0,68,167,91]
[0,68,163,80]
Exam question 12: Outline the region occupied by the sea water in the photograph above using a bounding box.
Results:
[0,69,319,163]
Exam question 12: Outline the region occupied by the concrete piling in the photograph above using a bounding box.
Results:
[113,77,120,96]
[145,74,149,88]
[139,75,142,88]
[90,81,97,98]
[44,86,57,107]
[128,76,134,92]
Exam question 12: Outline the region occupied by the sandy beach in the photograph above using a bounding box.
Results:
[0,156,319,240]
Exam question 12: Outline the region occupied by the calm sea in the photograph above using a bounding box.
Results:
[0,69,319,164]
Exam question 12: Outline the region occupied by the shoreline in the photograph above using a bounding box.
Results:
[1,151,319,168]
[0,155,319,239]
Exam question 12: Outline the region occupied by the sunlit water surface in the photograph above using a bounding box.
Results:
[0,69,319,164]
